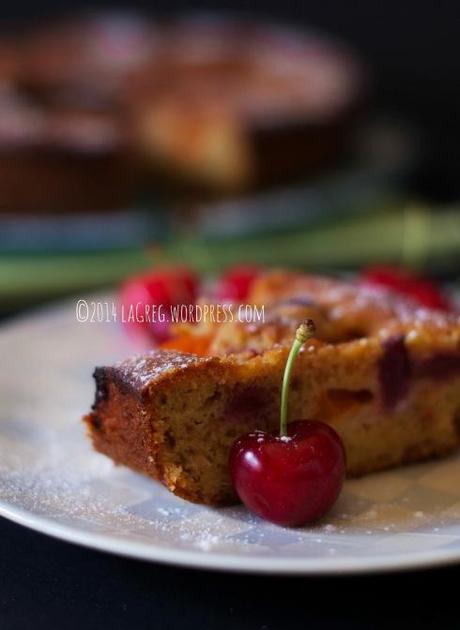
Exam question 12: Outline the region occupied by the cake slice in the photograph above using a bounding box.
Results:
[84,271,460,505]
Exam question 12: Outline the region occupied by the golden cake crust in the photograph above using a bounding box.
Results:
[85,272,460,505]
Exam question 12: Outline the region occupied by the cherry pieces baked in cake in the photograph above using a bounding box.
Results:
[84,270,460,505]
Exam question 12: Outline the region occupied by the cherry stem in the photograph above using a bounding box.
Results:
[280,319,316,437]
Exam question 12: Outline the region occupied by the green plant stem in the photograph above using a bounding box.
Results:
[280,320,316,437]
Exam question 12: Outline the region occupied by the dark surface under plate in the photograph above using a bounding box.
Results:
[0,516,458,629]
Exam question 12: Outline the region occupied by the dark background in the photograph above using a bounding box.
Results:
[1,516,459,630]
[2,0,460,199]
[1,2,460,628]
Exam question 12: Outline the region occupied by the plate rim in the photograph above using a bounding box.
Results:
[2,499,460,575]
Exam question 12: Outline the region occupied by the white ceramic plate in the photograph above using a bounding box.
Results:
[1,296,460,575]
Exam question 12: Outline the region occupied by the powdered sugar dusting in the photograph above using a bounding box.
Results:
[112,350,216,390]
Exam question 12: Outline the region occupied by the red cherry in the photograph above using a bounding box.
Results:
[229,320,346,526]
[119,266,199,342]
[164,266,198,305]
[361,265,452,311]
[119,274,171,341]
[230,420,345,527]
[215,265,262,302]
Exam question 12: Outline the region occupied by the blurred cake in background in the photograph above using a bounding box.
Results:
[0,12,364,213]
[0,12,153,213]
[128,16,363,193]
[129,16,381,243]
[0,85,136,213]
[15,12,155,106]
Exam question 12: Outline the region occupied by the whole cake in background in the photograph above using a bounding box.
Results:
[0,11,363,213]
